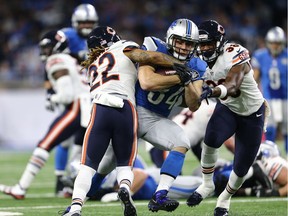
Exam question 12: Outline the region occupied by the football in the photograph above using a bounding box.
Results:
[156,68,176,76]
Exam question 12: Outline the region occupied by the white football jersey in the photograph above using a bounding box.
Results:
[204,43,264,116]
[262,156,288,181]
[172,99,216,147]
[89,40,139,106]
[46,53,90,99]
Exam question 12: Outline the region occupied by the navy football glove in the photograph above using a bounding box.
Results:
[200,85,213,104]
[173,63,192,86]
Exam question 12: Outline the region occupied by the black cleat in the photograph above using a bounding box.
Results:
[118,187,137,216]
[186,191,203,207]
[148,190,179,212]
[214,207,229,216]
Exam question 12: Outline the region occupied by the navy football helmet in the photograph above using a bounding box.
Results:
[198,20,227,62]
[39,30,69,61]
[87,26,121,49]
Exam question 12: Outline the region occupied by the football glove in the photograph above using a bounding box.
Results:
[200,85,213,104]
[173,63,192,86]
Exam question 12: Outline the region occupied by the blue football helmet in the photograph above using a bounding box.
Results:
[257,140,280,160]
[198,20,227,62]
[87,26,121,49]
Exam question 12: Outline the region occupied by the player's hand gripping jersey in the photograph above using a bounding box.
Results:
[204,43,264,116]
[88,40,139,107]
[136,36,206,117]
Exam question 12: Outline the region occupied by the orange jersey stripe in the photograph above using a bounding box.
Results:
[81,104,97,164]
[127,101,138,167]
[39,100,80,150]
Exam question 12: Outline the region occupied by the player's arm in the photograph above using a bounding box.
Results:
[184,79,203,111]
[274,166,288,197]
[49,69,74,104]
[210,62,249,98]
[253,67,261,83]
[124,48,182,90]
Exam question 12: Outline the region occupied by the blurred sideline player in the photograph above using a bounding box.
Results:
[0,30,91,199]
[48,3,99,196]
[136,18,206,212]
[61,26,195,216]
[251,26,287,153]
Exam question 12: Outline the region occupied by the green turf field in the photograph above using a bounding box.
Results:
[0,143,287,216]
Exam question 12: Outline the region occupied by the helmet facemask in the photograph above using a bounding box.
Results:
[166,19,199,61]
[169,36,197,60]
[72,4,99,38]
[265,26,286,57]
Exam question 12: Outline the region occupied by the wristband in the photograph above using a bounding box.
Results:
[217,84,228,99]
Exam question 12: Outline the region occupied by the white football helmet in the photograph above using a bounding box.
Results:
[265,26,286,56]
[166,18,199,60]
[72,4,99,37]
[257,140,280,159]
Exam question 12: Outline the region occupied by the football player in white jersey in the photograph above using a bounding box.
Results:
[186,20,268,216]
[0,30,92,200]
[61,26,195,216]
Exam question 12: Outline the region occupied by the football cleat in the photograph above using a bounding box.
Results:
[214,207,229,216]
[186,191,203,207]
[148,190,179,212]
[118,187,137,216]
[59,206,81,216]
[0,184,25,200]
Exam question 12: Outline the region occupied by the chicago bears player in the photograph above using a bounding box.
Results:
[186,20,268,216]
[135,18,206,212]
[51,3,99,196]
[0,30,91,200]
[61,26,195,216]
[251,26,287,153]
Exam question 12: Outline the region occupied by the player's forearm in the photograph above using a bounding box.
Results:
[185,80,202,111]
[278,183,288,197]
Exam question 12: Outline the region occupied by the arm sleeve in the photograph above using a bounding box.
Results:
[50,75,74,104]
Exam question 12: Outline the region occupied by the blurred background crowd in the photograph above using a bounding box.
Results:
[0,0,287,88]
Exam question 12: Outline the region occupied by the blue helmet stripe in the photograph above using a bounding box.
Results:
[186,19,192,36]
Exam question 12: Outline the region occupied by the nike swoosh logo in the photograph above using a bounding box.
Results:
[256,113,263,117]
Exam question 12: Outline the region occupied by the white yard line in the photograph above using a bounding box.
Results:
[0,197,286,211]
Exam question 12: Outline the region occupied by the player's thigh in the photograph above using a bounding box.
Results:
[142,117,190,150]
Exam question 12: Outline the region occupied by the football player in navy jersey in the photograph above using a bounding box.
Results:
[135,18,206,212]
[251,26,287,153]
[186,20,267,216]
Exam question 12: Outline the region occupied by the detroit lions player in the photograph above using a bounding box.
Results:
[251,26,287,153]
[0,30,91,200]
[186,20,268,216]
[52,3,99,195]
[136,18,206,212]
[61,26,195,216]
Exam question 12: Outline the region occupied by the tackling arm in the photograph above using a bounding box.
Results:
[184,79,203,111]
[211,62,249,98]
